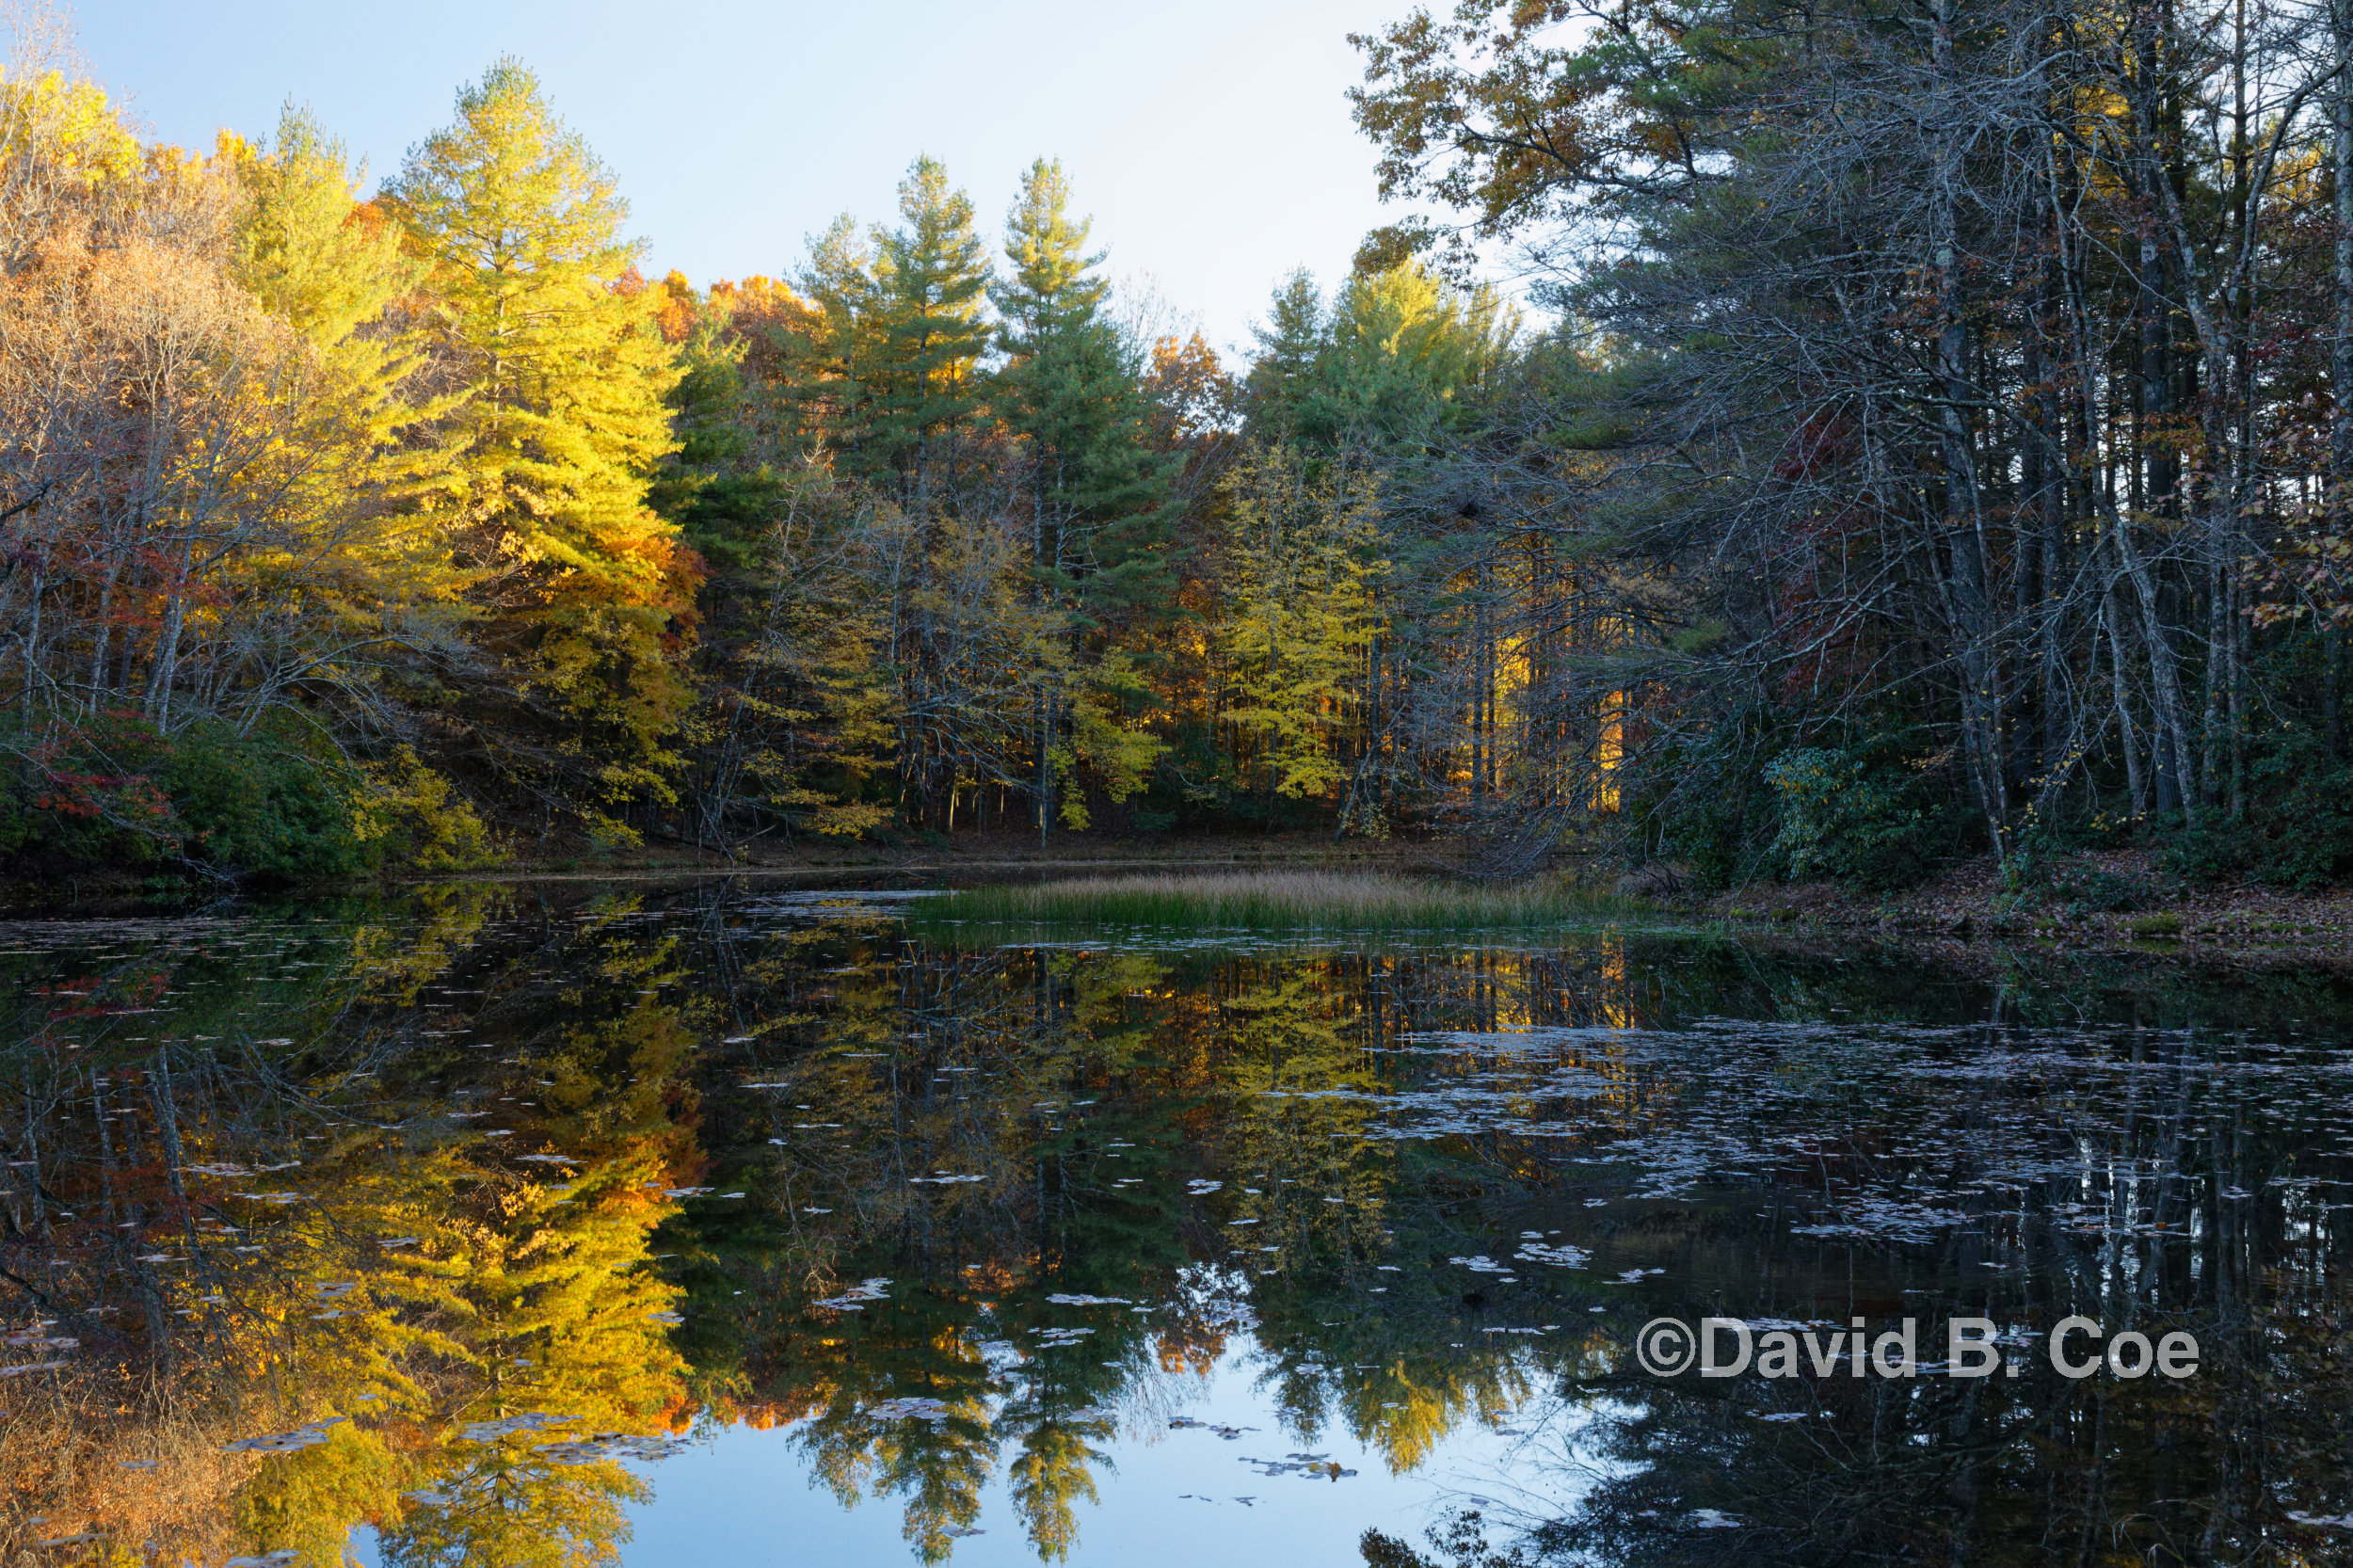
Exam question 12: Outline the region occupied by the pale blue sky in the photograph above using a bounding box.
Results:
[79,0,1438,360]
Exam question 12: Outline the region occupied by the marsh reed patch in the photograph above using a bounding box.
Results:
[914,871,1657,934]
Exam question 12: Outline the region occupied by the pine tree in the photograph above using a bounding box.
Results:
[778,212,883,465]
[1241,264,1513,450]
[227,104,418,349]
[995,158,1107,360]
[1312,263,1516,449]
[862,156,991,504]
[989,160,1175,835]
[991,158,1176,616]
[391,58,694,823]
[1242,269,1328,440]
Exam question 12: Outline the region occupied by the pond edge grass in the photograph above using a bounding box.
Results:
[909,870,1662,935]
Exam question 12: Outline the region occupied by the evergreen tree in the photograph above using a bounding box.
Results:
[1242,269,1328,440]
[779,212,884,467]
[863,156,991,504]
[391,58,694,824]
[648,286,790,579]
[227,104,418,350]
[991,157,1176,618]
[995,158,1107,359]
[1311,263,1515,449]
[1241,264,1512,451]
[989,160,1175,835]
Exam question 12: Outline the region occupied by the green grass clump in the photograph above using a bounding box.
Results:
[914,871,1657,934]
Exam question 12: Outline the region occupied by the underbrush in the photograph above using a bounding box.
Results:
[0,712,494,888]
[916,871,1659,933]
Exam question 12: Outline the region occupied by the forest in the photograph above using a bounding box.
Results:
[8,0,2353,897]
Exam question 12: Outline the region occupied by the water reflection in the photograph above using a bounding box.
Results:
[0,885,2345,1566]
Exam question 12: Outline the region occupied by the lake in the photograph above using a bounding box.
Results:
[0,876,2346,1567]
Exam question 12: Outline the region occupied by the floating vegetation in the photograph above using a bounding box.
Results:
[811,1278,891,1311]
[867,1397,954,1423]
[223,1418,345,1455]
[540,1432,692,1464]
[1449,1255,1513,1274]
[460,1412,573,1443]
[1241,1452,1358,1480]
[1163,1419,1255,1440]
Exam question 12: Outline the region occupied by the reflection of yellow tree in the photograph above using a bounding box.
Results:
[882,1412,996,1564]
[1211,968,1390,1259]
[376,937,698,1566]
[1346,1357,1533,1475]
[228,918,697,1566]
[343,883,505,1007]
[219,1142,475,1568]
[216,1128,686,1566]
[381,1450,648,1568]
[1007,1421,1106,1563]
[438,1157,684,1433]
[0,888,729,1568]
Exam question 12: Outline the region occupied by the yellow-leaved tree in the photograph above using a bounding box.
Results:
[391,58,696,834]
[1214,442,1388,808]
[216,105,481,737]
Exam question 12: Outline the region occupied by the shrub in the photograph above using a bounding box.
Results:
[0,710,184,868]
[0,711,432,886]
[1763,744,1964,890]
[1629,708,1789,892]
[161,715,378,881]
[361,747,496,871]
[1998,844,2156,912]
[2157,738,2353,889]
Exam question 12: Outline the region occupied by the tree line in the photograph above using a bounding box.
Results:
[1349,0,2353,891]
[15,0,2353,892]
[0,13,1554,884]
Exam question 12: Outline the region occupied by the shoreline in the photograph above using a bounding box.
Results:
[2,838,2345,969]
[1690,847,2353,971]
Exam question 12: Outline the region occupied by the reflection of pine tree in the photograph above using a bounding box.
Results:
[789,1290,996,1564]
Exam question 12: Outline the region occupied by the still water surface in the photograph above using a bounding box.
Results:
[0,879,2347,1567]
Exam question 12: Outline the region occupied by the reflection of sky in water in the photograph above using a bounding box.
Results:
[353,1336,1597,1568]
